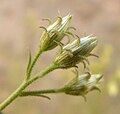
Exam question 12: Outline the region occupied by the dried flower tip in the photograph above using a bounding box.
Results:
[39,14,72,52]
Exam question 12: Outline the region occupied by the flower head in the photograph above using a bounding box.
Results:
[54,35,98,68]
[64,73,103,100]
[39,14,72,52]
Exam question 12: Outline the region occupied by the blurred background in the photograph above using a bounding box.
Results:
[0,0,120,114]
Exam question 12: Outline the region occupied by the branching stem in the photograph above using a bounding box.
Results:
[26,49,43,80]
[0,63,58,111]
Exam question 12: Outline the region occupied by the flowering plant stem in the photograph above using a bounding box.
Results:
[0,14,102,112]
[0,50,58,111]
[26,49,43,80]
[20,87,65,97]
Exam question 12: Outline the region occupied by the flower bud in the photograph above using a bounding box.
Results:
[64,73,103,100]
[39,14,72,52]
[54,35,98,68]
[64,35,98,56]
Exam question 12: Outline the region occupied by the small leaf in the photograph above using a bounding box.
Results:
[31,94,51,100]
[26,49,32,73]
[20,93,51,100]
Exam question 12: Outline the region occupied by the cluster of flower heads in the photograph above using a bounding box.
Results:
[39,14,103,99]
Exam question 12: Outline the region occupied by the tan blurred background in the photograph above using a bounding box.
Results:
[0,0,120,114]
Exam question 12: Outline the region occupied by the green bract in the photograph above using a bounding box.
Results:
[39,14,72,52]
[54,35,98,68]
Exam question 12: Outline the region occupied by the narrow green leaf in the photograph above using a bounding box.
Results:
[26,49,32,73]
[20,93,51,100]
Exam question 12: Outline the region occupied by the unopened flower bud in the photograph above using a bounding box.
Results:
[64,35,98,56]
[54,35,98,68]
[39,14,72,52]
[64,73,103,100]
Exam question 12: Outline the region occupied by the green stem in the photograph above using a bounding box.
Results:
[0,81,28,111]
[26,49,43,80]
[28,63,58,84]
[20,87,65,97]
[0,63,58,111]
